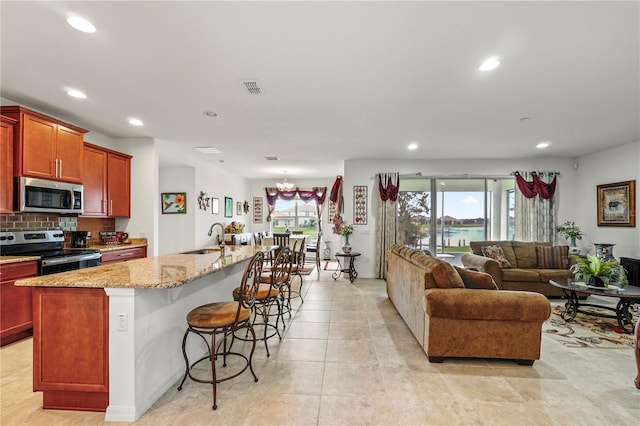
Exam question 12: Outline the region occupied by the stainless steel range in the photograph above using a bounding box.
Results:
[0,230,101,275]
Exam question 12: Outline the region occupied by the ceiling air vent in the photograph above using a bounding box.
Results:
[265,156,280,161]
[242,79,263,95]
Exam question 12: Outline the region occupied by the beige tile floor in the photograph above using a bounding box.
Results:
[1,264,639,425]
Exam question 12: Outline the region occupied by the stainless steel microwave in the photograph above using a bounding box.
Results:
[17,177,83,214]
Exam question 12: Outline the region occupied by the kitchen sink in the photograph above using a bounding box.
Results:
[179,248,222,255]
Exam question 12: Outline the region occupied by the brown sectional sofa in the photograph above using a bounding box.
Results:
[386,244,551,364]
[461,240,575,297]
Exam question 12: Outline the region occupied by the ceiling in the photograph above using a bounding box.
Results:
[1,1,638,180]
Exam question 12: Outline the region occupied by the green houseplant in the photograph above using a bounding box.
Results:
[570,255,627,288]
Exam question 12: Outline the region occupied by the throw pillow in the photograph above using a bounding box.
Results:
[454,266,499,290]
[480,245,512,268]
[536,245,569,269]
[430,261,465,289]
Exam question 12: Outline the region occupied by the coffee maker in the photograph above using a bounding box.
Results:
[71,231,90,248]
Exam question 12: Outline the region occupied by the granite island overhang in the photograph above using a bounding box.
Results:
[15,245,276,422]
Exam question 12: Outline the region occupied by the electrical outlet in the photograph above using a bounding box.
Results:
[117,313,128,331]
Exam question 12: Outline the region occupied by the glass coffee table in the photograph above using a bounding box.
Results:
[549,278,640,334]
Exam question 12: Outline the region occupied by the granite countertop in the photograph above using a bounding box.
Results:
[14,245,274,289]
[0,255,41,265]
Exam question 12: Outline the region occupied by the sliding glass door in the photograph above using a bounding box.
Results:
[398,176,515,256]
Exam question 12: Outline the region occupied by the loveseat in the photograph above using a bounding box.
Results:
[461,241,575,298]
[386,244,551,364]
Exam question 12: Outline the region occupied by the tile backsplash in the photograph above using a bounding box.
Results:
[0,213,115,245]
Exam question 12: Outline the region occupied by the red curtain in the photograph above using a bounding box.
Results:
[514,171,557,200]
[378,173,399,202]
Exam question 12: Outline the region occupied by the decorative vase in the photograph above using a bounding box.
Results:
[570,236,577,247]
[594,243,615,261]
[342,235,352,253]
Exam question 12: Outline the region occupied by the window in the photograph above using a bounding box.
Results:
[271,198,318,238]
[398,177,515,255]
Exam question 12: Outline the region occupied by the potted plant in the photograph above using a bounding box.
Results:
[556,221,584,248]
[340,223,354,253]
[570,255,627,288]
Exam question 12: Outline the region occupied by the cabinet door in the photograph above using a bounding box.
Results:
[0,117,15,213]
[81,145,108,217]
[22,113,56,179]
[1,261,38,346]
[55,125,84,183]
[107,153,130,217]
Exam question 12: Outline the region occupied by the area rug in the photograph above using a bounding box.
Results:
[543,305,635,349]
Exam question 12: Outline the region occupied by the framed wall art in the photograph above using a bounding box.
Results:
[211,197,219,215]
[161,192,186,214]
[224,197,233,218]
[329,200,336,223]
[354,185,367,225]
[253,197,263,223]
[237,201,242,216]
[597,180,636,227]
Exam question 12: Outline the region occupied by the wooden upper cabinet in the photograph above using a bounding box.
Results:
[1,106,87,183]
[82,144,108,217]
[82,142,131,218]
[107,152,131,217]
[1,116,17,213]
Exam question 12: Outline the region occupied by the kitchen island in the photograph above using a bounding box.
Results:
[15,245,273,422]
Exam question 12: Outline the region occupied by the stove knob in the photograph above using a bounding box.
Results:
[7,236,14,240]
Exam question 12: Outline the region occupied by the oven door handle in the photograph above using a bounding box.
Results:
[41,253,102,267]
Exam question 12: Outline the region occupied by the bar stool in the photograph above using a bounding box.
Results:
[177,251,264,410]
[282,238,306,310]
[233,247,291,357]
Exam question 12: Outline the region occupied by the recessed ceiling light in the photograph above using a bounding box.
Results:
[128,118,143,126]
[204,111,219,118]
[66,16,96,33]
[66,89,87,99]
[536,141,552,149]
[194,146,222,154]
[479,56,500,71]
[407,142,418,150]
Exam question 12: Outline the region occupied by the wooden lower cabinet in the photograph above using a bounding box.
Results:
[0,261,38,346]
[101,246,147,265]
[32,287,109,411]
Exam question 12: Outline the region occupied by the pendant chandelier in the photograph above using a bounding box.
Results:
[276,170,295,190]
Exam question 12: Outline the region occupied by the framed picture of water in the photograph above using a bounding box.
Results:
[597,180,635,227]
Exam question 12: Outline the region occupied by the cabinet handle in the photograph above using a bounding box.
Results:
[54,159,59,177]
[109,200,113,216]
[102,200,107,215]
[59,159,62,177]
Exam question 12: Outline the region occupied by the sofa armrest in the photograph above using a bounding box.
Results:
[424,288,551,322]
[461,253,503,287]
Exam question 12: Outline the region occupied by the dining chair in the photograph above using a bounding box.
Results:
[306,232,321,273]
[177,251,264,410]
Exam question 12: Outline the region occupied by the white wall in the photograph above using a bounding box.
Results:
[155,139,250,252]
[573,141,640,258]
[158,166,195,255]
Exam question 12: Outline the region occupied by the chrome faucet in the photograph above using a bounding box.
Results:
[207,222,226,250]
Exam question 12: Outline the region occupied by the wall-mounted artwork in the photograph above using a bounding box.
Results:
[597,180,636,227]
[211,198,219,215]
[329,200,336,223]
[354,185,367,225]
[237,201,242,216]
[224,197,233,218]
[253,197,263,223]
[161,192,186,214]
